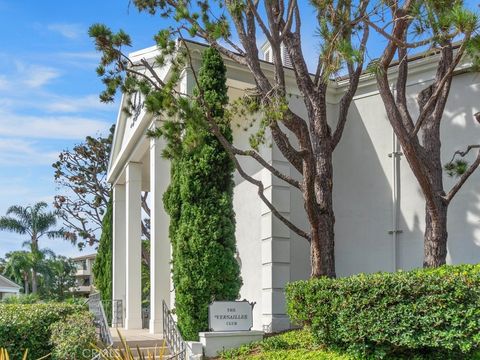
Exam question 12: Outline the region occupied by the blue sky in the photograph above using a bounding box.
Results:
[0,1,478,259]
[0,1,169,258]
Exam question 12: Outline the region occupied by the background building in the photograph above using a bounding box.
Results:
[0,274,21,300]
[70,253,96,296]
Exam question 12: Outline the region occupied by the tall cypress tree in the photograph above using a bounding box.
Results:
[92,196,112,306]
[164,47,242,340]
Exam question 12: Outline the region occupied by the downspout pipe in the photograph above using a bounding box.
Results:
[388,84,403,271]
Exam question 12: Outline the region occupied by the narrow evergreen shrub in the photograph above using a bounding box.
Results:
[93,196,113,307]
[163,47,242,340]
[286,265,480,359]
[49,312,97,360]
[0,303,86,358]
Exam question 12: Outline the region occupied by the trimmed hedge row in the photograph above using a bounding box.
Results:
[0,303,94,358]
[286,265,480,359]
[50,312,97,360]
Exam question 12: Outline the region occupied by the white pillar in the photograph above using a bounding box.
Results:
[125,162,143,329]
[149,135,171,334]
[112,183,126,323]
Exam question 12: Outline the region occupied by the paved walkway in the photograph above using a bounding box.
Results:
[110,327,164,347]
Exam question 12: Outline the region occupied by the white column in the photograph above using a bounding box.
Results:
[112,183,126,323]
[149,135,171,334]
[125,162,143,329]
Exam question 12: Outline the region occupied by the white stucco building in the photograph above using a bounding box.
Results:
[108,40,480,335]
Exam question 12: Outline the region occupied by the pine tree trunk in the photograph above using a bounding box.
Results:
[310,212,336,278]
[423,199,448,267]
[310,149,336,278]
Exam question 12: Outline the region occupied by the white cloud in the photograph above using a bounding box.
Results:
[0,91,114,114]
[47,23,83,39]
[0,138,58,165]
[44,94,114,113]
[0,112,111,139]
[14,62,60,89]
[58,51,99,60]
[0,75,9,90]
[24,68,60,88]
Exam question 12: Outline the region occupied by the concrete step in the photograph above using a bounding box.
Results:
[131,347,169,359]
[113,339,167,348]
[113,342,169,358]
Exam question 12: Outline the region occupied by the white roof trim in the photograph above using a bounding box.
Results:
[0,274,21,289]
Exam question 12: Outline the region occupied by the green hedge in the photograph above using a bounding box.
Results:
[50,312,97,360]
[0,303,89,358]
[286,265,480,359]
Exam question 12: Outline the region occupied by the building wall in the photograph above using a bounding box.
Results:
[231,66,480,332]
[334,70,480,275]
[110,45,480,334]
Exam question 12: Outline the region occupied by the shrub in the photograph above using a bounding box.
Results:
[50,312,97,360]
[163,47,241,340]
[286,264,480,359]
[1,293,39,304]
[0,303,86,358]
[93,196,113,319]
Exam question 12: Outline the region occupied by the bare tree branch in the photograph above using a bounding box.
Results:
[445,150,480,203]
[411,39,470,138]
[447,145,480,164]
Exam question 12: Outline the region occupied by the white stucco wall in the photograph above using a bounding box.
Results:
[333,69,480,275]
[231,62,480,332]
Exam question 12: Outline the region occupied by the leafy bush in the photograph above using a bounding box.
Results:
[50,312,97,360]
[286,264,480,359]
[1,293,39,304]
[0,303,87,358]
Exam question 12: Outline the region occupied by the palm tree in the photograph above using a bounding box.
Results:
[3,251,33,294]
[0,202,65,293]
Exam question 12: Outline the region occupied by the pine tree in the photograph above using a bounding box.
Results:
[164,47,242,340]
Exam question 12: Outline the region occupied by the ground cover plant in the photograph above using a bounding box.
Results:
[219,329,352,360]
[286,264,480,359]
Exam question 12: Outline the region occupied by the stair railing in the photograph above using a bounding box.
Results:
[162,300,187,360]
[88,292,114,347]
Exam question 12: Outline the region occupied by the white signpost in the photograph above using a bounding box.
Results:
[208,301,254,331]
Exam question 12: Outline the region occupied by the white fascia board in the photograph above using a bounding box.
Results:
[0,287,20,293]
[0,275,21,289]
[332,49,474,94]
[107,58,175,185]
[107,93,126,179]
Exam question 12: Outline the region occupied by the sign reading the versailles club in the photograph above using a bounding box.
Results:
[208,301,254,331]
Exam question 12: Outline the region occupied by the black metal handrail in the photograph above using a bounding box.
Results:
[88,292,114,347]
[162,300,187,360]
[101,299,123,328]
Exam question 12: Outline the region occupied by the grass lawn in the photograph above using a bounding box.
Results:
[218,329,351,360]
